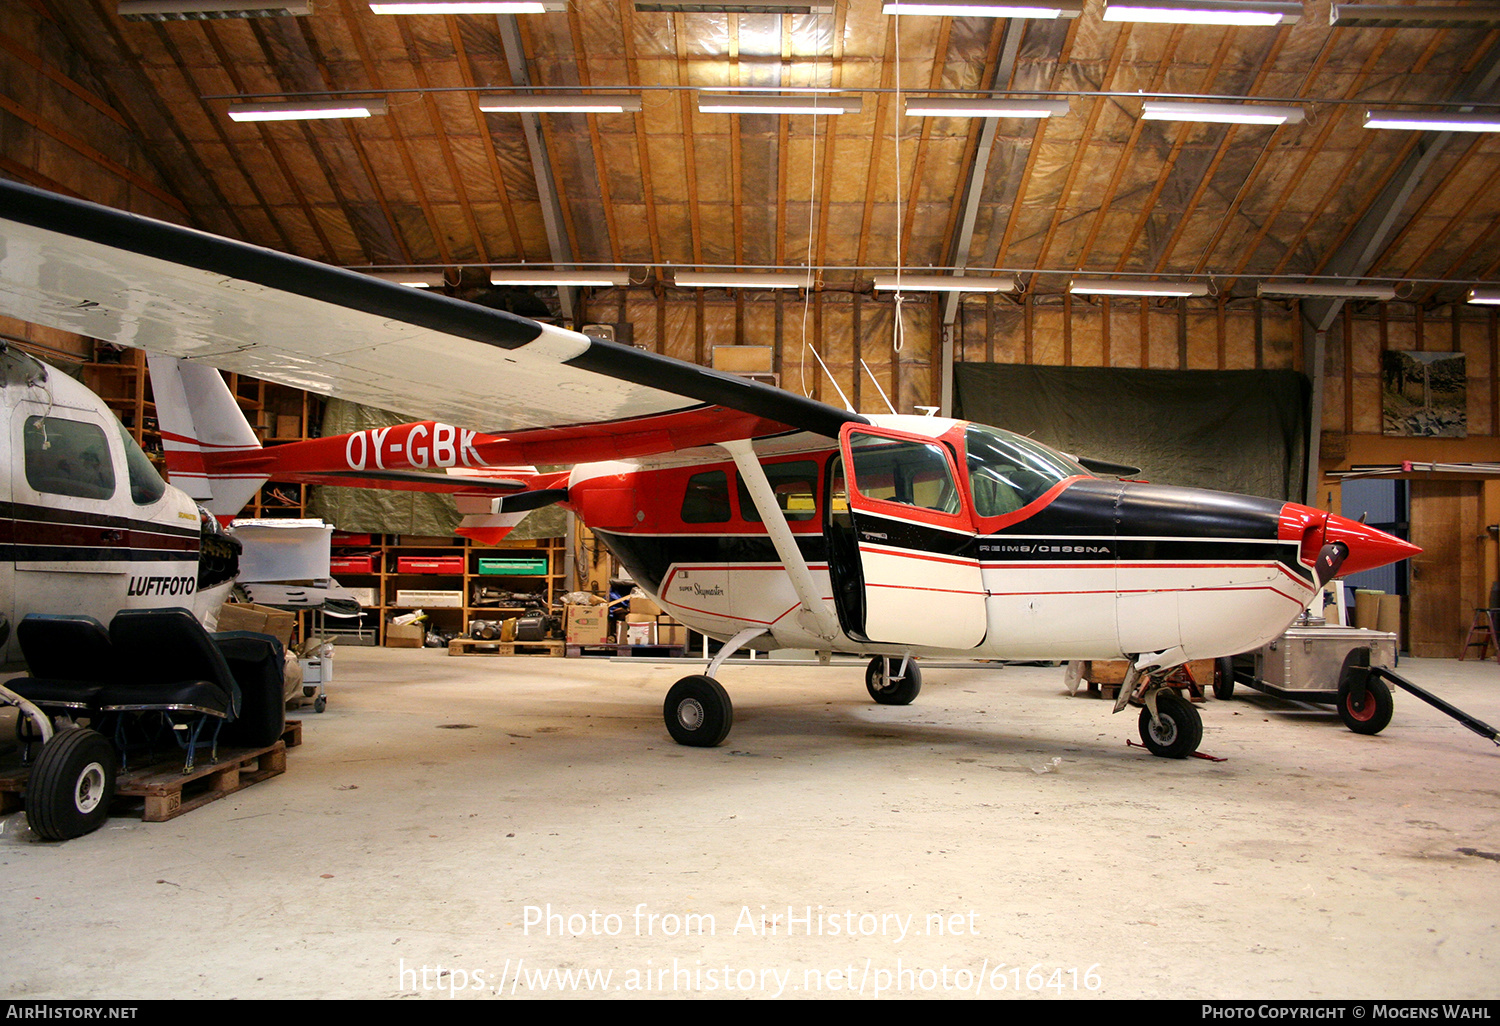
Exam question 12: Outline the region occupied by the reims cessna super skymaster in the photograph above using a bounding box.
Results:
[0,179,1419,759]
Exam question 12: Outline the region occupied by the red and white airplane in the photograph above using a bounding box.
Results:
[0,179,1419,759]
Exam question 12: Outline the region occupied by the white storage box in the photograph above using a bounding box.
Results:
[395,589,464,608]
[298,656,334,685]
[231,519,333,582]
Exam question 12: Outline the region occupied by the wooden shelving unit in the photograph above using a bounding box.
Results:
[81,346,161,470]
[328,534,567,645]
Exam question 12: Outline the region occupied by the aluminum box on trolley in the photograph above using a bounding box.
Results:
[1249,620,1398,701]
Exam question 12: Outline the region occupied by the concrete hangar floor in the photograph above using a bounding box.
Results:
[1,648,1496,1001]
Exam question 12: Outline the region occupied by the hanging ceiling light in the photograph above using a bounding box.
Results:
[478,94,643,114]
[880,1,1084,16]
[673,272,815,288]
[1364,110,1500,132]
[1467,287,1500,306]
[1102,1,1302,25]
[1331,4,1500,28]
[1070,278,1210,297]
[366,270,447,288]
[696,93,863,115]
[227,99,389,122]
[904,97,1071,118]
[490,270,630,287]
[1256,282,1396,300]
[118,1,310,17]
[872,275,1017,292]
[635,0,836,12]
[369,2,566,12]
[1141,100,1305,125]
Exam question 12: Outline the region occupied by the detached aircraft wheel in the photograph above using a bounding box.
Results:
[25,727,116,841]
[1212,657,1235,701]
[664,675,733,747]
[1137,690,1203,759]
[1337,675,1393,736]
[865,657,922,706]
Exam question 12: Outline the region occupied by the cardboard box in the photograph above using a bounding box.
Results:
[275,413,301,439]
[620,620,656,645]
[629,593,662,616]
[217,602,297,648]
[385,623,425,648]
[565,606,609,644]
[658,622,687,647]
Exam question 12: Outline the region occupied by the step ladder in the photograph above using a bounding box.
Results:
[1459,608,1500,663]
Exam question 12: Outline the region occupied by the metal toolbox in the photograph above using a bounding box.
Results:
[1251,623,1398,699]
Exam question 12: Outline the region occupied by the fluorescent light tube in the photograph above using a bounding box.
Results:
[119,1,310,17]
[1331,4,1500,28]
[1070,278,1209,297]
[872,275,1016,292]
[228,99,389,122]
[1364,110,1500,132]
[1142,100,1305,125]
[478,94,643,113]
[673,272,815,288]
[1467,287,1500,306]
[881,1,1084,16]
[1256,282,1396,300]
[1103,1,1302,26]
[635,1,836,11]
[904,97,1070,118]
[367,270,447,288]
[697,94,862,115]
[490,271,629,287]
[370,2,564,12]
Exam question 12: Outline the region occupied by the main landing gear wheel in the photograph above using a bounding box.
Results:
[1137,690,1203,759]
[25,727,116,841]
[664,675,733,747]
[866,657,922,706]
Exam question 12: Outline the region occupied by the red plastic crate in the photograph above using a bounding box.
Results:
[397,556,464,574]
[330,553,377,574]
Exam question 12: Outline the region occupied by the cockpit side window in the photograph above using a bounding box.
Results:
[848,433,962,516]
[118,422,168,505]
[736,460,819,522]
[964,424,1088,518]
[23,416,116,501]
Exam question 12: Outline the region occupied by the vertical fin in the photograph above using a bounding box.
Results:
[146,354,266,517]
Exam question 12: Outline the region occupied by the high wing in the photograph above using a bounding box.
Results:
[0,180,864,456]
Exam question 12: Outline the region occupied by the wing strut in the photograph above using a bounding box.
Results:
[720,439,839,643]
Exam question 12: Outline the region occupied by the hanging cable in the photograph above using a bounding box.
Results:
[891,9,905,356]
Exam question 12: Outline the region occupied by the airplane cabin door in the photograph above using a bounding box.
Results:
[828,424,987,650]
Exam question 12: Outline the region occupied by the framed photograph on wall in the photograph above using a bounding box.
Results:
[1382,350,1466,438]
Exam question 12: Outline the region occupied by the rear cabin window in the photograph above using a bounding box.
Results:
[736,460,819,522]
[681,469,732,523]
[24,416,116,501]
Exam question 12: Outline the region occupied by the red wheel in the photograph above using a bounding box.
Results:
[1337,676,1393,735]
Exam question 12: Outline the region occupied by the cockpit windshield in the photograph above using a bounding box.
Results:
[964,423,1090,518]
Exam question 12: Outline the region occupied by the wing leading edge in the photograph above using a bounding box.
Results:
[0,179,865,455]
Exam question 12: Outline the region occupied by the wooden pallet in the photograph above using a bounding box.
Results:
[0,721,301,822]
[447,637,564,657]
[565,643,686,659]
[117,741,286,823]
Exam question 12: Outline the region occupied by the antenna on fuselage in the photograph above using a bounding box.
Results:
[860,359,897,415]
[806,343,855,413]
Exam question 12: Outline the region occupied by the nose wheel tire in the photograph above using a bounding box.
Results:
[664,675,733,747]
[1137,689,1203,759]
[25,727,116,841]
[1337,675,1393,735]
[866,657,922,706]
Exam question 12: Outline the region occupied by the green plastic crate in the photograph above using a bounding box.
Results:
[478,556,548,576]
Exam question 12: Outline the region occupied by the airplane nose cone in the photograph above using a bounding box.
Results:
[1323,513,1422,577]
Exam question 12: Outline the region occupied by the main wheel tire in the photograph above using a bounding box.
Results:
[1212,656,1235,701]
[663,675,733,747]
[1137,690,1204,759]
[865,657,922,705]
[25,727,115,841]
[1337,675,1393,735]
